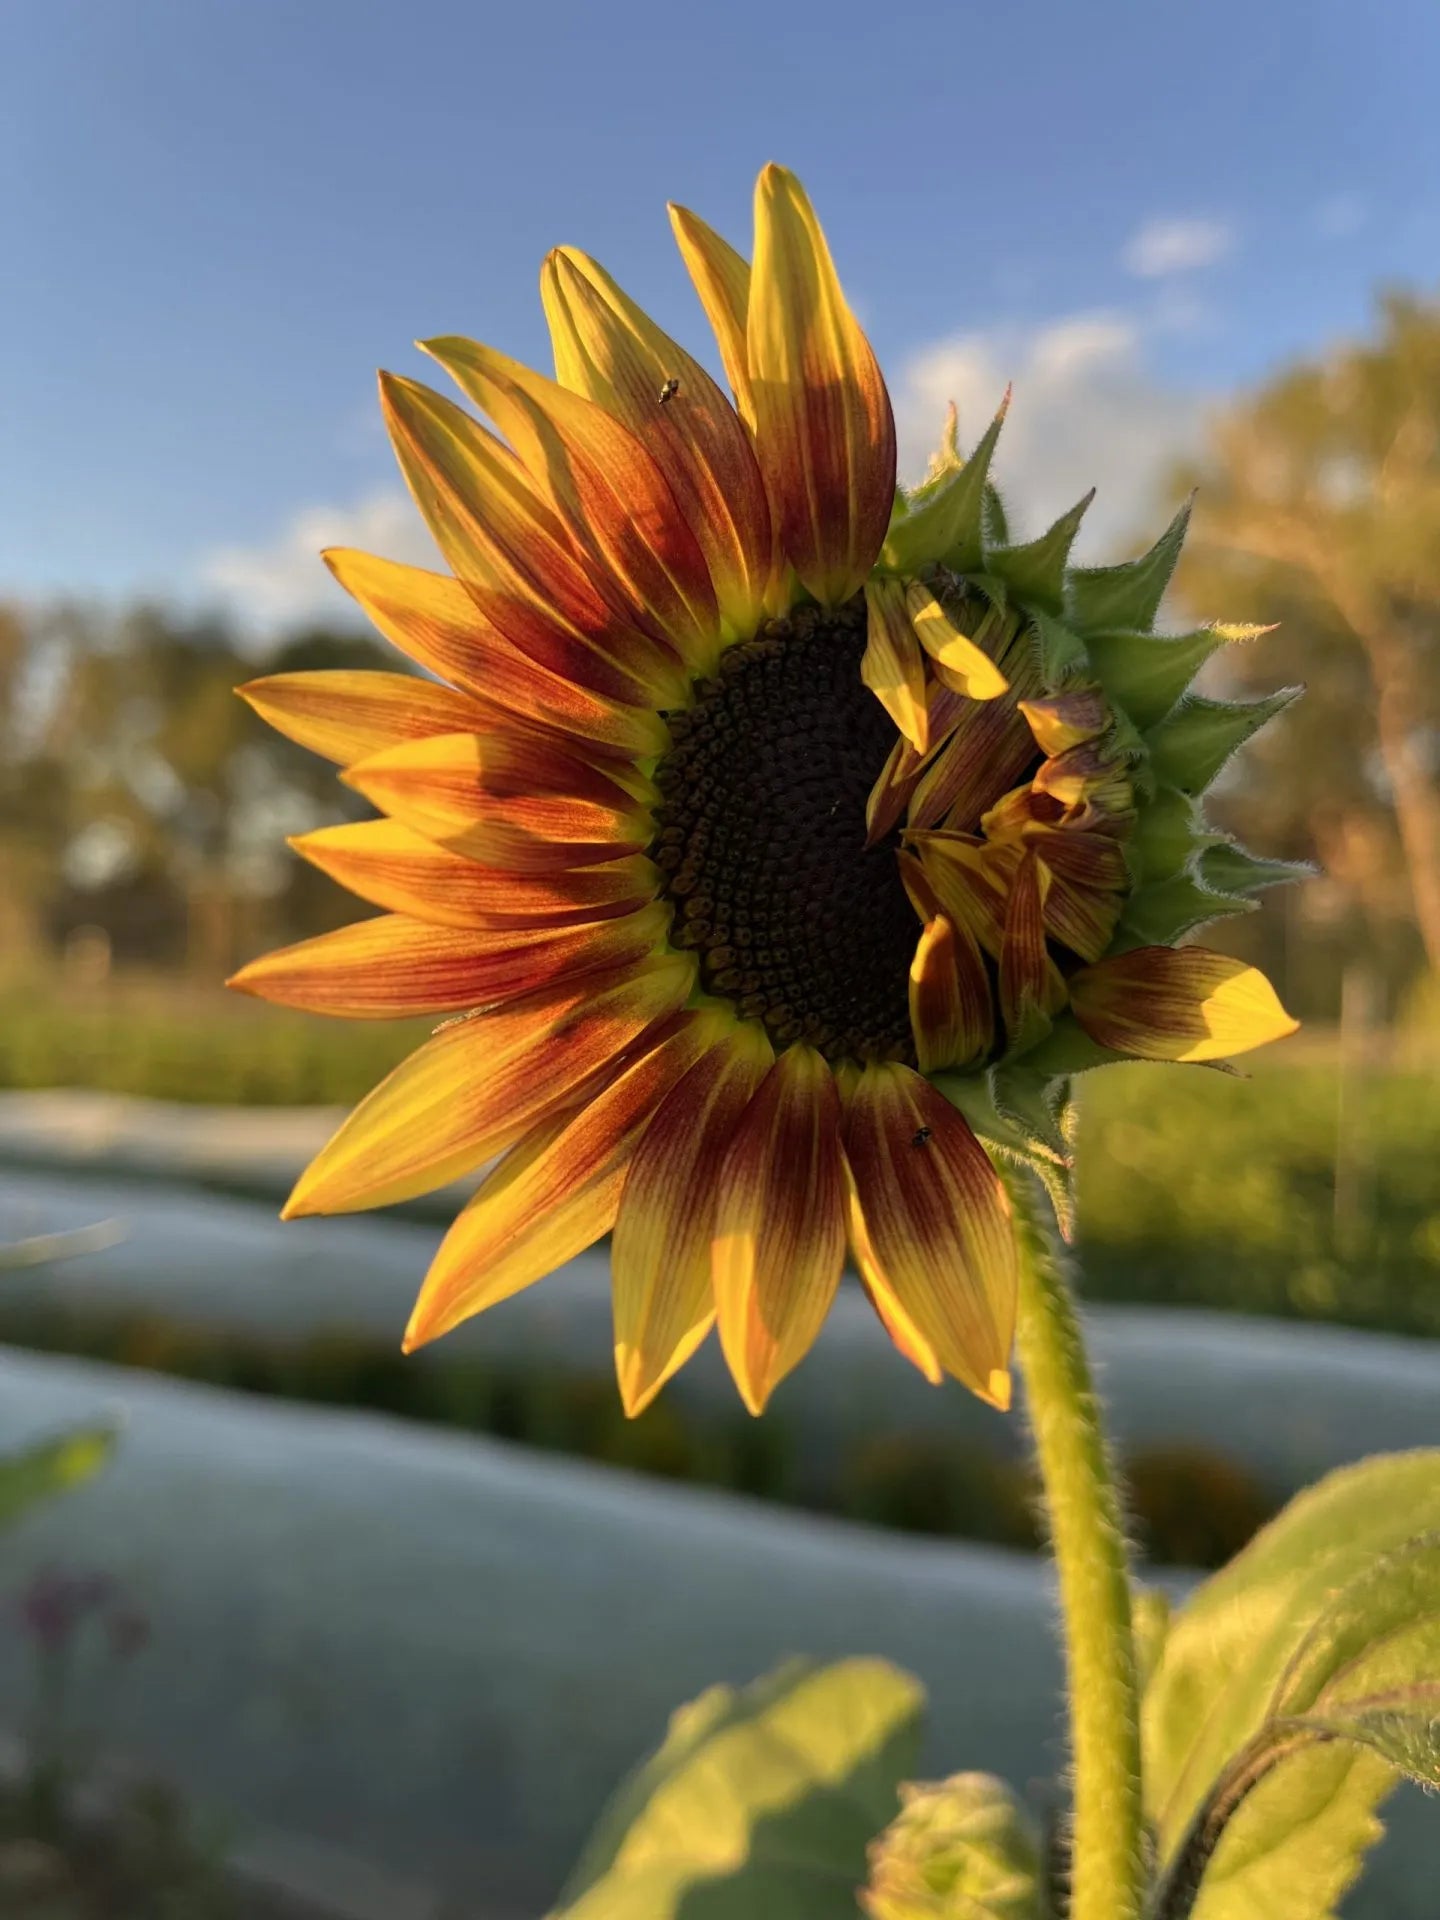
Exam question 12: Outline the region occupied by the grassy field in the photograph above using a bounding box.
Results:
[2,975,1437,1339]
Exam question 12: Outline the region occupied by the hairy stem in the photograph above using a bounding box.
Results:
[1005,1167,1146,1920]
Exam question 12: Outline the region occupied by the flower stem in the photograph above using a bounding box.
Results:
[1004,1168,1146,1920]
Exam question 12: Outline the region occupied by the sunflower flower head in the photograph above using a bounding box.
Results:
[232,164,1300,1418]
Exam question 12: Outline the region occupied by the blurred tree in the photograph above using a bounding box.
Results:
[1177,293,1440,996]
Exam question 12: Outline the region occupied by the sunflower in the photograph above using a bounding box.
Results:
[232,164,1299,1417]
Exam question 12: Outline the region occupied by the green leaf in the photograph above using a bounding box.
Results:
[862,1773,1045,1920]
[987,491,1094,616]
[553,1659,926,1919]
[0,1425,117,1530]
[1145,688,1301,794]
[1200,843,1314,899]
[1143,1451,1440,1919]
[882,398,1008,576]
[1065,499,1192,637]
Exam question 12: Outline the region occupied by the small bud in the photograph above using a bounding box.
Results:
[863,1773,1043,1920]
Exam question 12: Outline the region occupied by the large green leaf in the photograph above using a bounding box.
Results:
[0,1425,117,1529]
[1144,1451,1440,1919]
[552,1659,926,1919]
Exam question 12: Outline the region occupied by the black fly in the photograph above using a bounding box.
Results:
[911,1126,932,1148]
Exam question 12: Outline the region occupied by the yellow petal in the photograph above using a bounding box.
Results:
[746,164,897,605]
[842,1062,1015,1406]
[281,954,694,1217]
[611,1017,775,1417]
[290,820,659,932]
[1069,947,1299,1062]
[540,248,775,636]
[402,1013,718,1351]
[904,584,1010,700]
[712,1043,847,1414]
[421,336,721,672]
[238,670,487,768]
[668,203,755,426]
[228,903,669,1020]
[323,548,666,761]
[379,372,684,709]
[343,730,650,872]
[1017,689,1109,757]
[907,913,993,1073]
[861,580,929,752]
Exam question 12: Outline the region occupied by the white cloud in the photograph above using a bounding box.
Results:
[895,311,1208,561]
[199,490,436,635]
[1122,216,1234,278]
[1314,191,1367,238]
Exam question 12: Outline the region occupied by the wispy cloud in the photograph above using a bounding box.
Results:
[1314,191,1368,238]
[896,311,1208,559]
[1122,216,1234,278]
[199,491,435,634]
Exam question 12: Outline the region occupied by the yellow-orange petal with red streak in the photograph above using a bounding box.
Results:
[712,1042,847,1414]
[842,1062,1016,1407]
[909,836,1018,958]
[861,580,929,752]
[281,953,695,1218]
[1069,947,1299,1063]
[908,913,993,1073]
[904,584,1010,701]
[668,204,755,426]
[841,1169,943,1384]
[379,372,685,709]
[541,249,775,637]
[227,902,669,1019]
[907,667,1044,833]
[611,1017,775,1418]
[1018,689,1110,757]
[237,671,489,768]
[289,821,659,931]
[746,165,897,607]
[421,337,721,673]
[343,730,650,872]
[323,549,666,761]
[402,1011,721,1352]
[999,851,1067,1048]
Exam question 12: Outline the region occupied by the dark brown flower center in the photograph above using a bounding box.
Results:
[651,603,918,1063]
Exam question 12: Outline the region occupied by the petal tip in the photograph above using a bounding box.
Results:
[984,1367,1013,1412]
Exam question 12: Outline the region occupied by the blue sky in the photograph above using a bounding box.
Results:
[5,0,1438,634]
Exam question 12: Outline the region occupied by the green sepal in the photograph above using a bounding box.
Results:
[982,482,1010,551]
[1201,842,1314,898]
[938,1064,1077,1238]
[1065,497,1192,637]
[862,1773,1046,1920]
[1082,626,1217,731]
[1145,687,1301,794]
[1114,871,1255,947]
[1016,1014,1130,1079]
[1132,785,1227,884]
[987,490,1094,616]
[1028,609,1091,689]
[882,397,1008,576]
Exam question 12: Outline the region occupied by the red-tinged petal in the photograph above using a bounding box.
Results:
[842,1174,943,1385]
[842,1063,1016,1406]
[979,783,1059,845]
[1069,947,1299,1062]
[747,165,897,606]
[227,903,669,1019]
[379,372,685,708]
[862,580,929,752]
[904,583,1009,700]
[999,853,1068,1050]
[909,836,1018,957]
[1032,828,1130,962]
[1034,830,1130,893]
[908,913,993,1072]
[1033,741,1134,816]
[323,548,666,761]
[289,821,659,931]
[712,1042,847,1413]
[343,730,651,872]
[422,337,722,672]
[863,683,974,845]
[402,1011,721,1351]
[1018,688,1110,756]
[908,666,1044,834]
[237,671,488,768]
[541,249,776,636]
[668,203,755,425]
[282,954,695,1217]
[611,1017,776,1416]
